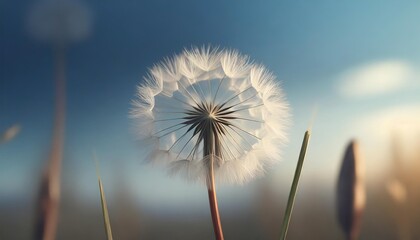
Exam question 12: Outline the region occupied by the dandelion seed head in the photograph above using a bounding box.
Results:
[131,47,290,184]
[27,0,92,44]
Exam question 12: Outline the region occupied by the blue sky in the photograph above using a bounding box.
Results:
[1,0,420,213]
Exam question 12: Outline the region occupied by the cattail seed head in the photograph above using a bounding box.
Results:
[337,140,366,240]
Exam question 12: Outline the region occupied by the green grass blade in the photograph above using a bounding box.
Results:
[94,153,114,240]
[279,130,311,240]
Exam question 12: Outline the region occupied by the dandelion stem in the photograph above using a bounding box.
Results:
[279,130,310,240]
[204,122,224,240]
[207,159,224,240]
[34,46,66,240]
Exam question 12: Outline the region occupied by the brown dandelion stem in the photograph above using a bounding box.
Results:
[35,46,66,240]
[279,130,310,240]
[204,122,224,240]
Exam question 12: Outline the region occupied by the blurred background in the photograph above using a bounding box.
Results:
[1,0,420,239]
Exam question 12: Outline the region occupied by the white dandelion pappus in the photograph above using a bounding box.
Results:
[131,47,289,185]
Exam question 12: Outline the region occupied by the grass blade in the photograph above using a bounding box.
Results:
[94,153,114,240]
[279,130,311,240]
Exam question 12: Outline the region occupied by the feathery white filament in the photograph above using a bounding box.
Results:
[131,47,290,184]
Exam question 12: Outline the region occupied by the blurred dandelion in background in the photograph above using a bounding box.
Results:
[337,140,365,240]
[27,0,92,239]
[27,0,91,45]
[131,46,289,239]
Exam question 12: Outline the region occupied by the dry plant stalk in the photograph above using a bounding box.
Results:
[98,178,113,240]
[94,154,114,240]
[336,140,365,240]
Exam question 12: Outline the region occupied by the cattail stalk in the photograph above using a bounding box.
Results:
[279,130,311,240]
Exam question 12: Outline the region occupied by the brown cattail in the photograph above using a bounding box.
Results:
[337,140,365,240]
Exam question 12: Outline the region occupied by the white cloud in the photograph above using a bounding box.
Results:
[337,60,416,98]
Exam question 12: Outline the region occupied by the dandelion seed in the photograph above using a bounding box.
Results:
[131,46,290,239]
[0,124,21,144]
